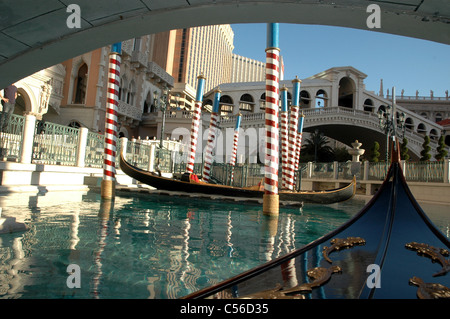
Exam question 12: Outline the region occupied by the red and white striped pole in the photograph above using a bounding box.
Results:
[101,42,121,199]
[280,86,289,190]
[229,113,242,184]
[202,88,221,182]
[285,76,301,191]
[185,74,206,174]
[264,23,280,216]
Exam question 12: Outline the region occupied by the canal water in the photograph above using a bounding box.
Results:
[0,190,448,299]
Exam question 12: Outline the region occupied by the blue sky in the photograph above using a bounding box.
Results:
[231,23,450,97]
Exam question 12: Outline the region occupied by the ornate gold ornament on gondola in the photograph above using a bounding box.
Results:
[405,242,450,277]
[239,266,342,299]
[409,276,450,299]
[322,237,366,263]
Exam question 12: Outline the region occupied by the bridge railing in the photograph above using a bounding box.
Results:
[0,112,448,184]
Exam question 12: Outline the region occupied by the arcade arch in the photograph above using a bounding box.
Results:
[315,89,328,108]
[239,93,255,113]
[363,98,374,113]
[219,95,234,115]
[417,123,427,135]
[15,87,33,115]
[405,117,414,131]
[338,77,355,109]
[300,90,311,108]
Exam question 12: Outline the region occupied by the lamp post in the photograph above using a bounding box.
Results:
[153,85,170,149]
[377,87,406,163]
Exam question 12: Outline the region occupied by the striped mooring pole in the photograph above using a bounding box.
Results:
[263,23,280,216]
[285,76,301,190]
[101,42,122,199]
[186,74,206,174]
[202,88,221,182]
[280,86,289,190]
[229,113,242,184]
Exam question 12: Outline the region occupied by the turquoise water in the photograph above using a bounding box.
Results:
[0,190,448,299]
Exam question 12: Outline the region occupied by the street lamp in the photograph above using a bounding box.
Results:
[378,87,406,163]
[153,85,170,149]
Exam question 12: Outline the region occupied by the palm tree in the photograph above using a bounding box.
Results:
[302,130,334,162]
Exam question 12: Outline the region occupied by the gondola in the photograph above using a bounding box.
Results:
[182,139,450,299]
[119,151,356,205]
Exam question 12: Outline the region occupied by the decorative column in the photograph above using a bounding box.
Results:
[280,86,289,190]
[229,113,242,184]
[294,112,305,177]
[19,114,37,164]
[76,127,89,168]
[101,42,121,199]
[285,76,301,191]
[202,88,221,182]
[263,23,280,216]
[185,74,206,174]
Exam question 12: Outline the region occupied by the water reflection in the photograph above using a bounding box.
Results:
[0,190,448,299]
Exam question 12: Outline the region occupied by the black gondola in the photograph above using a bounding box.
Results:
[182,139,450,299]
[119,151,356,205]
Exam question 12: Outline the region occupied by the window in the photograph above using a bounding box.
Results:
[74,63,88,104]
[239,94,255,113]
[127,81,136,105]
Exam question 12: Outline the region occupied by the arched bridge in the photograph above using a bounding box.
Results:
[218,106,438,160]
[1,1,449,88]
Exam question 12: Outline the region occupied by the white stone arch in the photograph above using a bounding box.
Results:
[219,94,234,115]
[239,93,256,113]
[118,126,130,138]
[337,75,357,109]
[300,89,312,108]
[363,98,374,113]
[14,82,37,115]
[430,128,439,141]
[315,88,329,108]
[405,117,414,131]
[417,122,428,135]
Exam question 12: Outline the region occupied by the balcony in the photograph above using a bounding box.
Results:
[130,50,148,70]
[117,100,142,122]
[147,61,174,88]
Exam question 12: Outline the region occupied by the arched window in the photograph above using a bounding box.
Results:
[430,129,439,141]
[143,91,151,113]
[74,63,88,104]
[316,89,328,108]
[220,95,234,115]
[300,90,310,108]
[127,81,136,105]
[260,93,266,111]
[119,77,128,102]
[68,120,81,128]
[363,99,374,112]
[417,123,427,135]
[435,113,443,123]
[405,117,414,131]
[338,77,355,109]
[239,93,255,113]
[202,99,213,113]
